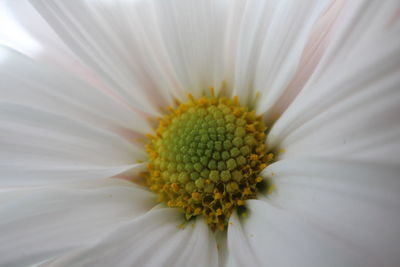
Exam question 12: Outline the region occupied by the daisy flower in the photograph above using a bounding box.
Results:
[1,0,400,266]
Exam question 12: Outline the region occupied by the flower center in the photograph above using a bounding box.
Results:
[146,94,272,231]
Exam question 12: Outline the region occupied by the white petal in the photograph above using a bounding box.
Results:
[228,196,400,267]
[225,212,260,267]
[227,0,330,107]
[46,210,218,267]
[0,47,150,186]
[251,4,400,265]
[1,0,85,76]
[29,0,331,110]
[246,158,400,267]
[265,0,346,120]
[0,46,152,139]
[305,0,400,87]
[29,0,232,112]
[270,50,400,164]
[0,1,41,56]
[146,0,229,100]
[0,179,156,266]
[268,1,400,157]
[4,0,150,105]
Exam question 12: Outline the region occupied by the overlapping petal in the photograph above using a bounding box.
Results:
[28,0,331,111]
[45,209,218,267]
[253,2,400,266]
[252,158,400,267]
[0,179,156,266]
[0,47,150,186]
[268,0,400,156]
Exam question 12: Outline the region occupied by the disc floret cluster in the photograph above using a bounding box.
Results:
[146,94,272,231]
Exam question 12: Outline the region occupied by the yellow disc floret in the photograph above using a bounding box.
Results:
[146,94,272,231]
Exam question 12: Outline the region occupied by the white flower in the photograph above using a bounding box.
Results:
[1,0,400,266]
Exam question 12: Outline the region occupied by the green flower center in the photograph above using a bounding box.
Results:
[146,94,272,231]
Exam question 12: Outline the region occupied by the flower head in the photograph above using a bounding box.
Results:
[0,0,400,266]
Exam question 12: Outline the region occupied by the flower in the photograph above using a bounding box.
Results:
[1,0,400,266]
